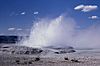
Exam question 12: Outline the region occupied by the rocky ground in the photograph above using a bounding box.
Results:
[0,44,100,66]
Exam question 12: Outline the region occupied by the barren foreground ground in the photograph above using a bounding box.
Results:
[1,49,100,66]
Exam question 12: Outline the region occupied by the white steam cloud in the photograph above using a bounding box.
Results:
[34,11,39,15]
[17,28,22,31]
[22,15,100,49]
[21,12,26,15]
[8,28,15,31]
[88,16,99,19]
[74,5,98,12]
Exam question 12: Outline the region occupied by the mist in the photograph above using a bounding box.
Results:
[22,15,100,49]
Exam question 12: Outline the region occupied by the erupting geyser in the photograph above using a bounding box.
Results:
[21,15,100,49]
[22,15,76,48]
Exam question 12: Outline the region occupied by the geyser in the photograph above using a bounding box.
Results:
[22,15,76,48]
[21,15,100,49]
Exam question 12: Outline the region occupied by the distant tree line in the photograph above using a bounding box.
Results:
[0,35,23,44]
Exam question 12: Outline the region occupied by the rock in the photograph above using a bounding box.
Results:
[54,52,59,54]
[67,49,76,53]
[31,48,43,54]
[44,45,76,54]
[2,46,9,48]
[15,60,20,64]
[28,61,32,64]
[23,61,27,64]
[24,51,30,54]
[0,45,43,55]
[11,51,15,54]
[34,57,40,61]
[39,50,43,53]
[64,57,69,60]
[71,59,79,62]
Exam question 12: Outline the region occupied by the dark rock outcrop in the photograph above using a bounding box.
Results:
[45,45,76,54]
[0,45,43,55]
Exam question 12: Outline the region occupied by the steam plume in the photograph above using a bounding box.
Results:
[22,15,100,49]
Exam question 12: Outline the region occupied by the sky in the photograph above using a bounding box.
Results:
[0,0,100,35]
